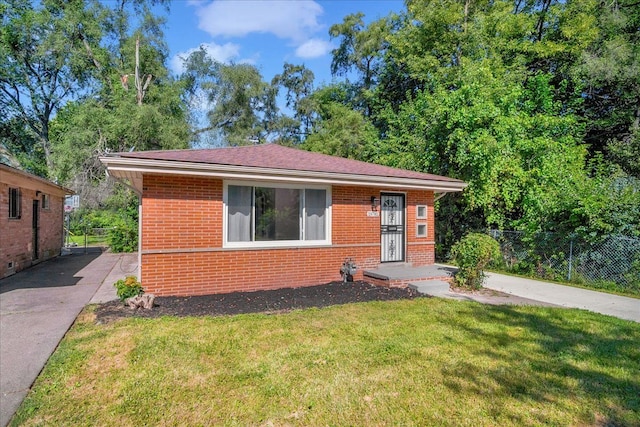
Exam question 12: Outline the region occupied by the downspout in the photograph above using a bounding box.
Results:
[434,192,449,203]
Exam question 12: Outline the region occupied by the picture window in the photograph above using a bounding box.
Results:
[226,183,330,246]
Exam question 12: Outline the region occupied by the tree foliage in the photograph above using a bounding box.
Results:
[1,0,187,201]
[1,0,106,174]
[355,0,639,250]
[183,49,278,146]
[272,63,316,142]
[3,0,638,253]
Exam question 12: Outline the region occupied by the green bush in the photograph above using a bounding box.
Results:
[450,233,501,290]
[114,276,143,302]
[108,218,138,252]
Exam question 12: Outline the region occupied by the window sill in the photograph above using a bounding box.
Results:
[223,240,332,250]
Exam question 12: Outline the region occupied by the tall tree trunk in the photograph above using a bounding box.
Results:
[134,37,152,105]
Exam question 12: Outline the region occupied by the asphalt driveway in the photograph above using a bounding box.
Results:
[0,248,137,427]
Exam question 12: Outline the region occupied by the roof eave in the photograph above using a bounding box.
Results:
[0,163,74,195]
[100,157,467,193]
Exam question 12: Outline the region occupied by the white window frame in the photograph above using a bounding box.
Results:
[416,223,427,238]
[416,205,427,219]
[223,180,332,248]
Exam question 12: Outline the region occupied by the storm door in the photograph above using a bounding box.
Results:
[380,193,405,262]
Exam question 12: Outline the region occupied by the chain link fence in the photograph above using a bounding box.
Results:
[487,230,640,294]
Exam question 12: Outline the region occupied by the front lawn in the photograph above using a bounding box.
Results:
[12,299,640,426]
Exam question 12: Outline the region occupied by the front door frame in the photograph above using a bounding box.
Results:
[380,192,406,263]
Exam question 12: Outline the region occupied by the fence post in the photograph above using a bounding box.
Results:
[568,238,573,281]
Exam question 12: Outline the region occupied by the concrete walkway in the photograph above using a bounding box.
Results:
[0,249,137,427]
[483,272,640,323]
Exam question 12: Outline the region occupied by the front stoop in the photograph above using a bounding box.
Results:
[363,264,455,288]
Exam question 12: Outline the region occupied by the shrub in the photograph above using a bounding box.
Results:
[450,233,501,290]
[108,218,138,252]
[114,276,143,302]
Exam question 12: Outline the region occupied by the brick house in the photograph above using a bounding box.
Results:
[1,164,70,278]
[101,144,466,296]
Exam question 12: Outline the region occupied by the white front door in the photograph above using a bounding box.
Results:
[380,193,405,262]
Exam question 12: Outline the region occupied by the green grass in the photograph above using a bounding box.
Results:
[12,299,640,426]
[67,235,109,247]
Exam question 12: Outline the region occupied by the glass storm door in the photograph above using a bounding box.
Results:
[380,193,405,262]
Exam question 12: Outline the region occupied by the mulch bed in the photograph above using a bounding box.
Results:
[95,281,424,323]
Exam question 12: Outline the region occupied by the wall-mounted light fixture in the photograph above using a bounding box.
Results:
[371,196,380,211]
[35,190,42,196]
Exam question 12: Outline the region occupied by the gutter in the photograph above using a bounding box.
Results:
[100,156,468,193]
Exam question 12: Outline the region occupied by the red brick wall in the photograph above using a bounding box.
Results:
[140,175,435,296]
[1,182,64,278]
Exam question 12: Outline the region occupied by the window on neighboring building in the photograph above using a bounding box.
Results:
[9,188,21,219]
[226,183,330,246]
[41,194,50,210]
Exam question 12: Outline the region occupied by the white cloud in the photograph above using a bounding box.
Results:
[195,0,324,42]
[295,38,333,59]
[170,42,241,74]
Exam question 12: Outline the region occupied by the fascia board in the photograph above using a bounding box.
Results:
[0,165,74,195]
[100,157,467,192]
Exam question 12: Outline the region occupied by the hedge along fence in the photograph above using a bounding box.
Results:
[488,230,640,295]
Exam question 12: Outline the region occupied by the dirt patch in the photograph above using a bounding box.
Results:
[95,281,424,323]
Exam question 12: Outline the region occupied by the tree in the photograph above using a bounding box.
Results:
[183,50,277,145]
[46,1,188,208]
[272,63,315,142]
[50,33,189,202]
[0,114,44,173]
[577,0,640,178]
[361,0,599,253]
[329,13,393,117]
[302,101,378,161]
[0,0,106,174]
[329,13,389,91]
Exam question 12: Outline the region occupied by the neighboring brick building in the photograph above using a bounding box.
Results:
[101,144,466,296]
[1,164,70,278]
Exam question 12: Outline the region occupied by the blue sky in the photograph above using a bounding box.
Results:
[164,0,405,87]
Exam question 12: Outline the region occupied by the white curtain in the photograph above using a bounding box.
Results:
[305,189,326,240]
[227,185,252,242]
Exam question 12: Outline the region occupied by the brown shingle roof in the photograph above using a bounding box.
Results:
[113,144,462,183]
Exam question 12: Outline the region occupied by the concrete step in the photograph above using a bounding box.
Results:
[408,280,450,296]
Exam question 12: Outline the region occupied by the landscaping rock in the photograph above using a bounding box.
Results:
[126,294,156,309]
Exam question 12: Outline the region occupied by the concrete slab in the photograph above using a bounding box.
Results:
[408,279,558,307]
[365,264,455,280]
[408,280,450,295]
[0,249,138,427]
[484,272,640,322]
[89,253,138,304]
